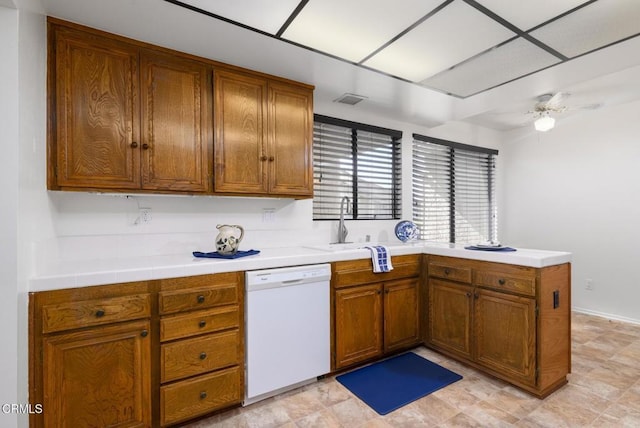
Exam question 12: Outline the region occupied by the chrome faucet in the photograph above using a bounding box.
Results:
[337,196,350,243]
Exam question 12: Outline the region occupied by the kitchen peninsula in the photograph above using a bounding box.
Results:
[29,242,571,427]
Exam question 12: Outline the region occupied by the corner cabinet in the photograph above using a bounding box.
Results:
[426,255,571,398]
[332,255,422,370]
[214,69,314,198]
[48,19,212,193]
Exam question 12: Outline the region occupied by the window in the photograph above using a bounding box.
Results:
[313,115,402,220]
[412,134,498,244]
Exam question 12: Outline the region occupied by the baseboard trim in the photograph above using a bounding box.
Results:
[572,307,640,326]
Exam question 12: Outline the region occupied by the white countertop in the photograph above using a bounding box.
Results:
[29,242,571,292]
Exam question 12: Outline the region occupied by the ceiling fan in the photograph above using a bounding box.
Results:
[530,92,602,132]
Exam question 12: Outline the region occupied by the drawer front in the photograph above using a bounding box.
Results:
[159,284,238,315]
[474,270,536,296]
[160,366,241,426]
[428,262,472,284]
[161,330,240,382]
[160,306,240,342]
[42,294,151,333]
[333,255,421,289]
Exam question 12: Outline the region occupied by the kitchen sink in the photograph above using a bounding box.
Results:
[304,241,427,252]
[303,242,367,252]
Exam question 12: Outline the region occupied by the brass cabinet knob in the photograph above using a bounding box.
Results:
[95,309,105,318]
[498,279,506,285]
[142,143,150,150]
[200,391,207,399]
[199,352,207,360]
[140,330,148,337]
[198,320,206,328]
[197,295,205,304]
[130,142,138,148]
[260,155,268,161]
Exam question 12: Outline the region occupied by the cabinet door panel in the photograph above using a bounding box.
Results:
[214,70,268,193]
[335,284,383,369]
[428,278,473,359]
[54,30,140,189]
[43,320,151,428]
[268,82,313,196]
[384,278,420,352]
[141,52,211,191]
[475,289,536,385]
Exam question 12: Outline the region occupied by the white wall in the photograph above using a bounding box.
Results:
[501,99,640,324]
[0,6,20,428]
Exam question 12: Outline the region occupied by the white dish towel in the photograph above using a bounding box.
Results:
[363,245,394,273]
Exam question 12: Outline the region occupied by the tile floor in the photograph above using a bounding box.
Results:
[187,312,640,427]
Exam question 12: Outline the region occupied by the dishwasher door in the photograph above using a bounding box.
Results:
[245,264,331,405]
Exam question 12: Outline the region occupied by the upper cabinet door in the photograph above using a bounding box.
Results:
[268,82,314,197]
[53,28,140,189]
[214,70,268,194]
[140,52,212,192]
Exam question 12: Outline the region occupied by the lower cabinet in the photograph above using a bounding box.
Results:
[426,255,570,398]
[29,271,244,428]
[158,272,243,426]
[30,282,153,428]
[333,255,421,370]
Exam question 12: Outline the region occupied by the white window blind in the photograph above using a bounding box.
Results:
[412,134,497,244]
[313,115,402,220]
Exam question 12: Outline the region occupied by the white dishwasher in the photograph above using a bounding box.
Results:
[244,264,331,406]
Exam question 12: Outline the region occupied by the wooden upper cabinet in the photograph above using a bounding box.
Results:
[52,26,140,189]
[214,70,268,194]
[48,19,212,193]
[214,69,314,197]
[268,82,313,196]
[140,51,212,192]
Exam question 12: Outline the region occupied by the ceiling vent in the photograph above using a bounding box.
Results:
[334,93,367,105]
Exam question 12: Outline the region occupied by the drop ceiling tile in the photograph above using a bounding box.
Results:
[475,0,588,31]
[421,38,561,97]
[281,0,443,63]
[530,0,640,58]
[178,0,301,34]
[362,0,515,82]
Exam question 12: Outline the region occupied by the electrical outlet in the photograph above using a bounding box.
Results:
[262,208,276,223]
[585,278,593,291]
[139,208,152,224]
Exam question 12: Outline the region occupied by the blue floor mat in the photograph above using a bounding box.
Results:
[336,352,463,415]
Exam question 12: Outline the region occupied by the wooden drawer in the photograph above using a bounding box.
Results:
[160,306,240,342]
[333,255,421,289]
[160,366,241,426]
[41,293,151,333]
[159,284,238,315]
[474,266,536,297]
[161,329,240,382]
[428,259,472,284]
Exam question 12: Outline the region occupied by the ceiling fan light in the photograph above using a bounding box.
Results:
[534,115,555,132]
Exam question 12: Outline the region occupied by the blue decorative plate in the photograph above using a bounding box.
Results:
[395,220,419,242]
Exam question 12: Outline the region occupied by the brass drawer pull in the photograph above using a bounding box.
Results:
[198,320,207,328]
[199,352,207,360]
[95,309,105,318]
[200,391,207,400]
[197,295,205,304]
